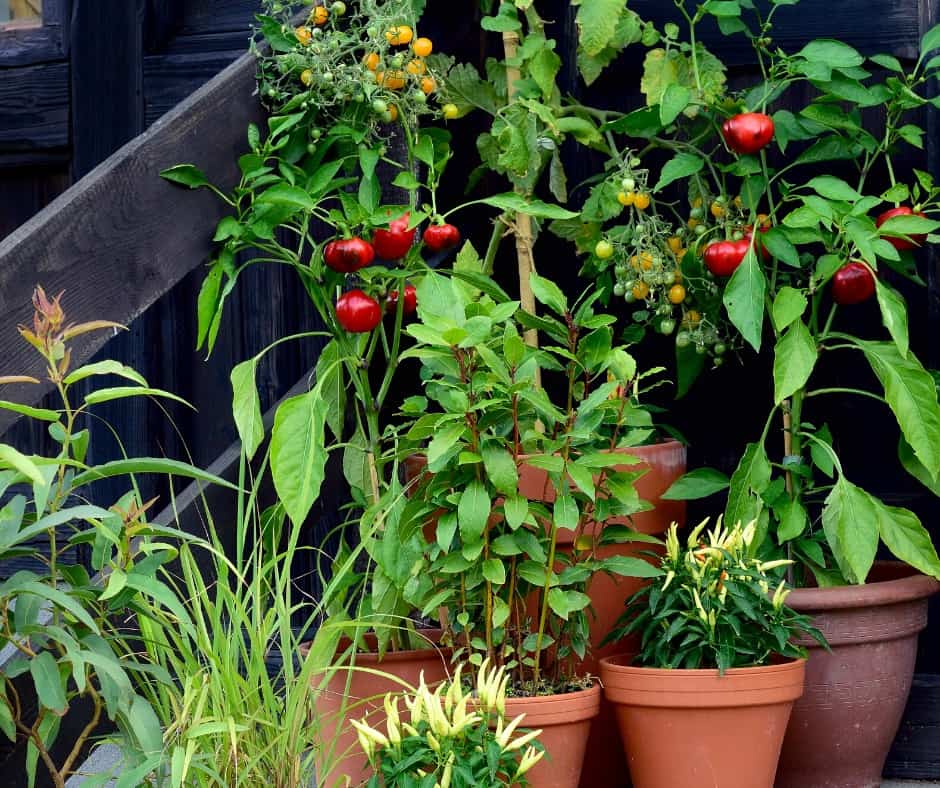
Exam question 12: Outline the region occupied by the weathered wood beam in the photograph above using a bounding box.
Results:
[0,49,264,436]
[0,60,69,150]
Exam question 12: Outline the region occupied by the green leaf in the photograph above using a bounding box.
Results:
[528,273,568,314]
[662,468,730,500]
[483,558,507,586]
[807,175,861,202]
[0,401,59,423]
[660,83,691,125]
[478,193,578,219]
[554,494,579,530]
[270,390,328,525]
[921,23,940,56]
[772,287,808,331]
[575,0,624,55]
[160,164,209,189]
[71,458,236,490]
[777,499,808,542]
[196,262,224,352]
[504,495,528,529]
[761,228,800,267]
[256,183,317,212]
[64,361,147,387]
[653,152,704,193]
[773,320,817,405]
[529,47,561,101]
[482,445,519,495]
[857,340,940,479]
[231,360,264,459]
[798,39,864,69]
[458,481,490,542]
[899,436,940,495]
[0,446,44,486]
[84,387,192,408]
[878,504,940,580]
[875,280,909,358]
[30,652,67,715]
[725,442,771,530]
[600,555,664,578]
[822,475,879,584]
[723,248,766,352]
[427,423,466,472]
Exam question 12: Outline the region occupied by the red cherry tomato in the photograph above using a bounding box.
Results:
[373,212,416,260]
[832,262,876,305]
[703,240,749,277]
[386,283,417,314]
[423,223,462,252]
[336,289,382,333]
[324,237,375,273]
[721,112,775,155]
[876,206,927,251]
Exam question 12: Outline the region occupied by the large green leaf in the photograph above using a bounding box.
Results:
[857,340,940,479]
[724,442,771,530]
[72,459,237,491]
[231,360,264,460]
[84,387,193,408]
[771,287,807,332]
[477,193,578,219]
[30,652,67,715]
[482,445,519,496]
[773,320,817,404]
[875,280,909,359]
[574,0,624,55]
[877,503,940,580]
[270,389,329,525]
[722,248,766,352]
[458,481,490,543]
[653,152,703,193]
[821,475,879,584]
[63,360,147,387]
[662,468,730,500]
[528,274,568,314]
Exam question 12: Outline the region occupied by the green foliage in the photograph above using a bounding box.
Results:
[610,520,826,671]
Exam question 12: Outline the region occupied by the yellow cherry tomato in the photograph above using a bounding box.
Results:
[688,217,701,230]
[300,69,314,86]
[617,191,635,207]
[634,193,651,211]
[640,251,654,271]
[710,202,725,219]
[363,52,381,71]
[672,268,683,282]
[692,197,703,208]
[684,309,702,326]
[311,7,329,25]
[412,37,433,57]
[295,26,313,45]
[757,213,771,228]
[385,25,414,45]
[405,58,426,75]
[734,195,744,209]
[420,76,437,95]
[388,104,399,122]
[377,70,406,90]
[667,236,683,254]
[442,103,459,119]
[630,255,640,271]
[632,281,650,300]
[669,284,687,304]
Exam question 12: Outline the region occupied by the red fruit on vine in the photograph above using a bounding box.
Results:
[324,237,375,273]
[721,112,775,155]
[373,212,416,260]
[336,289,382,333]
[876,206,927,251]
[703,240,749,277]
[832,262,876,305]
[423,223,462,252]
[386,283,417,314]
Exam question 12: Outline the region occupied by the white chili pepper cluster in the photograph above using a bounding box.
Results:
[352,661,544,786]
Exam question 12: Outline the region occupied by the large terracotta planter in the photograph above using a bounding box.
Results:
[503,684,602,788]
[517,441,686,788]
[775,562,939,788]
[309,630,451,788]
[600,654,805,788]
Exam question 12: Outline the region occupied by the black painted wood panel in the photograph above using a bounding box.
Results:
[0,60,69,150]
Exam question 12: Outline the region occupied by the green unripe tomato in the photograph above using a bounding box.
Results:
[732,231,744,241]
[613,282,626,297]
[372,99,388,113]
[391,53,405,68]
[306,142,317,155]
[695,224,707,236]
[714,356,725,367]
[624,292,636,303]
[614,263,627,276]
[595,240,615,259]
[266,87,277,98]
[635,222,646,234]
[714,342,727,356]
[690,207,704,219]
[621,176,636,192]
[695,343,708,355]
[663,271,676,285]
[657,304,671,316]
[331,1,347,14]
[321,71,334,82]
[381,110,394,123]
[630,157,642,167]
[660,318,676,335]
[413,90,427,104]
[675,331,691,348]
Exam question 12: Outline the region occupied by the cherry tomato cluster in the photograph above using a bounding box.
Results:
[328,218,461,334]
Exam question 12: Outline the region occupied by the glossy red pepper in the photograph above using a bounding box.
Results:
[832,261,876,305]
[423,223,461,252]
[386,283,417,314]
[721,112,775,155]
[703,240,749,277]
[373,212,416,260]
[876,206,927,251]
[336,289,382,333]
[323,237,375,273]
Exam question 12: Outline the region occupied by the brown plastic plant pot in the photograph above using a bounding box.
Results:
[306,630,452,788]
[600,654,806,788]
[503,683,602,788]
[775,562,940,788]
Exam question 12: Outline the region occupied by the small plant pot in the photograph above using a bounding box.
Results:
[775,562,940,788]
[600,654,805,788]
[306,630,451,788]
[503,683,602,788]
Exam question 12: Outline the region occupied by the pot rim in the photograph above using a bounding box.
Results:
[599,653,805,679]
[786,561,940,611]
[502,682,602,725]
[300,628,452,666]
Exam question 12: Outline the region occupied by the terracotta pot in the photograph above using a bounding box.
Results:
[775,562,939,788]
[503,684,601,788]
[600,654,805,788]
[308,630,451,788]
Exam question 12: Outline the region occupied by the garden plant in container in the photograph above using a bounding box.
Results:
[600,519,825,788]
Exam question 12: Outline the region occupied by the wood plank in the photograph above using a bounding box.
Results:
[0,60,69,150]
[0,0,67,67]
[144,50,246,127]
[885,674,940,779]
[0,167,69,240]
[0,49,265,437]
[180,0,258,36]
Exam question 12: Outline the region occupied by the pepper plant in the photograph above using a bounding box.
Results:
[493,0,940,586]
[396,257,662,691]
